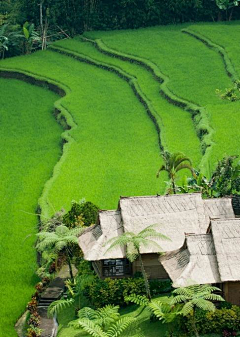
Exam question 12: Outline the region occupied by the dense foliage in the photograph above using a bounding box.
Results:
[2,0,240,38]
[84,276,171,307]
[63,200,99,228]
[181,305,240,335]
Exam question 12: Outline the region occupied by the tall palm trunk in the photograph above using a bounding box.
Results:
[138,252,151,300]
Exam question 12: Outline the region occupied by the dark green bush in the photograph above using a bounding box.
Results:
[84,276,171,307]
[63,200,99,228]
[181,306,240,335]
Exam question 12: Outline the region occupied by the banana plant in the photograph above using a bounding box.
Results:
[21,22,41,54]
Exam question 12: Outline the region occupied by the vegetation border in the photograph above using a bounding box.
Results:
[0,67,76,219]
[80,36,215,173]
[182,28,239,83]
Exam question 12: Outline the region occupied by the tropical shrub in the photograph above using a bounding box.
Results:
[84,276,171,307]
[63,200,99,228]
[181,306,240,335]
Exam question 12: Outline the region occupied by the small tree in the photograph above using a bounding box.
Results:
[171,284,224,337]
[105,224,170,299]
[36,225,83,279]
[157,152,194,194]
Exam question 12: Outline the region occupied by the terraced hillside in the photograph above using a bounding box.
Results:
[1,22,240,336]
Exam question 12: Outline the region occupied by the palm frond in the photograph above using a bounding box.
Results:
[203,294,224,302]
[36,238,57,251]
[181,301,194,316]
[77,319,108,337]
[55,225,69,236]
[171,294,189,305]
[47,298,74,317]
[69,226,84,237]
[124,294,149,306]
[192,298,215,312]
[96,305,120,327]
[77,307,97,320]
[104,233,134,254]
[106,317,136,337]
[175,163,194,173]
[156,165,167,178]
[55,240,67,252]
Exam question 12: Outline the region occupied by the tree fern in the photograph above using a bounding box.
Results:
[171,284,224,337]
[106,317,136,337]
[69,304,142,336]
[104,224,170,299]
[47,298,74,317]
[36,224,83,279]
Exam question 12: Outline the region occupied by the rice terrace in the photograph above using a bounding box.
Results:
[1,1,240,336]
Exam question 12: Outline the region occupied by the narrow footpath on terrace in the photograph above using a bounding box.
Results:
[38,265,77,337]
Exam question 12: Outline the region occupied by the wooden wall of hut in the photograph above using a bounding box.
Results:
[133,253,169,279]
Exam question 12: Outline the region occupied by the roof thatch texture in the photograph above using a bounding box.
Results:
[211,218,240,282]
[160,234,221,287]
[204,198,235,220]
[78,193,234,261]
[78,210,124,261]
[119,194,209,254]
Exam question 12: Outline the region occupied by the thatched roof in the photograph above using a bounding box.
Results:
[211,218,240,282]
[160,234,221,287]
[78,210,124,261]
[204,198,235,220]
[78,193,235,261]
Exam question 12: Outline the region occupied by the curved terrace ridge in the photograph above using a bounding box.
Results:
[182,28,239,83]
[80,36,215,172]
[0,68,76,219]
[49,44,165,155]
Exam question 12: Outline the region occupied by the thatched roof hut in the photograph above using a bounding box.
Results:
[160,234,221,287]
[78,193,234,261]
[160,218,240,287]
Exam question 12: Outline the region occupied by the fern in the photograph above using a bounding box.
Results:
[104,224,170,299]
[47,298,74,317]
[106,317,136,337]
[77,307,96,320]
[124,294,149,306]
[77,319,108,337]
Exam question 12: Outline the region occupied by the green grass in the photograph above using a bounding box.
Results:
[52,38,202,169]
[56,295,221,337]
[0,50,163,216]
[84,24,240,174]
[0,78,62,337]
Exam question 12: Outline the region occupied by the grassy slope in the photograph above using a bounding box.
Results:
[187,22,240,165]
[0,78,62,337]
[52,38,202,170]
[1,51,162,216]
[85,24,239,174]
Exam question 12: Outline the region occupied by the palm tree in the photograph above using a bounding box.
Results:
[69,304,142,337]
[171,284,224,337]
[36,225,83,279]
[105,224,170,299]
[157,151,194,194]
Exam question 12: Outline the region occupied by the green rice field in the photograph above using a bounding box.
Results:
[1,21,240,336]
